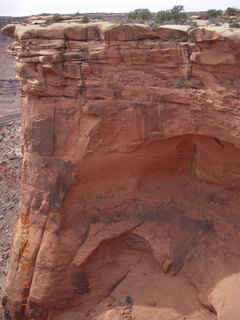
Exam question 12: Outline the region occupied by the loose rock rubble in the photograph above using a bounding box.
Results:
[0,122,22,319]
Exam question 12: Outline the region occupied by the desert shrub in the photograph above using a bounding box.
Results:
[200,9,222,19]
[229,20,240,28]
[226,7,237,16]
[133,19,146,24]
[75,11,81,16]
[93,15,102,20]
[170,5,187,23]
[173,79,185,88]
[45,13,62,25]
[81,15,90,23]
[125,18,147,24]
[52,13,62,22]
[156,10,171,23]
[185,20,198,27]
[148,21,160,29]
[128,8,152,20]
[185,20,198,29]
[207,18,224,26]
[156,5,187,24]
[119,20,128,25]
[125,296,133,307]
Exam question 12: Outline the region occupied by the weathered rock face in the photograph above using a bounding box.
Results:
[0,41,20,126]
[0,18,23,125]
[0,18,24,42]
[1,22,240,320]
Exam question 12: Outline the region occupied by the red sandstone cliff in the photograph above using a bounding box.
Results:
[1,22,240,320]
[0,17,23,124]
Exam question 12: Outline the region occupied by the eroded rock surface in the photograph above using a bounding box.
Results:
[0,123,22,320]
[1,22,240,320]
[0,41,20,126]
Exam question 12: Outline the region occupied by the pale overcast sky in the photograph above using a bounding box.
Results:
[0,0,239,16]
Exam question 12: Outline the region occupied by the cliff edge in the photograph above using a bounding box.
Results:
[1,21,240,320]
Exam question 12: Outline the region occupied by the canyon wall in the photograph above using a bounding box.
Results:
[0,18,23,320]
[0,18,23,125]
[1,22,240,320]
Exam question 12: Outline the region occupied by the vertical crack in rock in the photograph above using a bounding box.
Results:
[178,43,192,80]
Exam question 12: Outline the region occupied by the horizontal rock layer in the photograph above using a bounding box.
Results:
[1,23,240,320]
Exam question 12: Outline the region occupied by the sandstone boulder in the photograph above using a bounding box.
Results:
[100,23,155,41]
[14,23,67,40]
[65,23,102,41]
[189,27,225,42]
[155,24,191,41]
[1,24,16,38]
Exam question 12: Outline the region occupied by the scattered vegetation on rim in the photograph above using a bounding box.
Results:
[156,5,187,24]
[81,15,90,23]
[126,5,239,28]
[44,13,90,25]
[39,5,239,28]
[128,9,152,20]
[199,9,222,19]
[93,15,103,20]
[45,13,62,25]
[226,7,237,16]
[229,20,240,28]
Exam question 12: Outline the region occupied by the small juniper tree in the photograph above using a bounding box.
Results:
[229,20,240,28]
[51,13,62,22]
[200,9,222,19]
[226,7,237,16]
[81,15,90,23]
[156,5,187,24]
[128,8,152,20]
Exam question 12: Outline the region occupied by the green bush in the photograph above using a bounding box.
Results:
[75,11,81,16]
[207,18,223,26]
[156,11,171,23]
[229,20,240,28]
[45,13,62,25]
[226,7,237,16]
[190,21,198,27]
[200,9,222,19]
[171,5,187,22]
[156,5,187,24]
[148,21,160,29]
[93,15,102,20]
[186,20,198,29]
[125,296,133,306]
[81,15,90,23]
[128,8,152,20]
[51,13,62,22]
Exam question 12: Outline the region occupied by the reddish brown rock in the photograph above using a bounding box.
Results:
[155,24,190,40]
[1,23,240,320]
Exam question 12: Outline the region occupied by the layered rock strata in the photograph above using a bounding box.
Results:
[1,22,240,320]
[0,42,20,125]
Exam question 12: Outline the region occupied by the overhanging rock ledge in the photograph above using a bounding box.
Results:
[1,21,240,320]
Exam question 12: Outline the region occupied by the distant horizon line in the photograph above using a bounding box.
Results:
[0,8,233,18]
